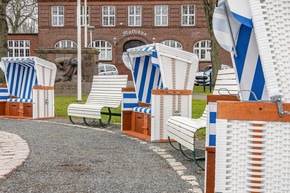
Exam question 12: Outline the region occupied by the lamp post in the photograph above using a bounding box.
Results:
[77,0,82,101]
[84,0,88,47]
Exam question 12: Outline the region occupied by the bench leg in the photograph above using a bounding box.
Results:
[69,116,75,124]
[168,137,179,150]
[178,143,205,170]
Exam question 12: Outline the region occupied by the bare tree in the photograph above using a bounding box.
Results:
[202,0,221,86]
[0,0,10,83]
[6,0,38,33]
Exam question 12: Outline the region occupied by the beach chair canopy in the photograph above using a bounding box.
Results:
[213,0,290,101]
[123,43,198,104]
[0,57,56,100]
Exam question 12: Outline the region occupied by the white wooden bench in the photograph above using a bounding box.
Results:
[67,75,128,126]
[166,68,238,169]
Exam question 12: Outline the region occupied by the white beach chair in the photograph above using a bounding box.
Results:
[121,43,199,141]
[0,57,56,119]
[210,0,290,192]
[166,68,239,169]
[67,75,128,126]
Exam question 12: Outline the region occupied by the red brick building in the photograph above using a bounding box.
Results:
[8,0,232,79]
[7,34,38,57]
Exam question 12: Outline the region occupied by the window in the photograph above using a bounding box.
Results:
[123,40,145,52]
[8,40,30,57]
[102,6,115,26]
[80,6,90,26]
[181,5,195,26]
[161,40,182,49]
[194,40,211,61]
[90,40,112,61]
[52,6,64,26]
[128,6,142,26]
[55,40,77,48]
[155,5,168,26]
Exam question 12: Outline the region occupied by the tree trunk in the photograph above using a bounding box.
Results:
[0,0,10,84]
[202,0,221,87]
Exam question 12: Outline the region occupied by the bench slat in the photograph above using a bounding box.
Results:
[68,75,128,119]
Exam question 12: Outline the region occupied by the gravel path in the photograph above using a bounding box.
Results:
[0,117,205,193]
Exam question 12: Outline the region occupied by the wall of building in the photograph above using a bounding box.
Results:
[37,0,232,80]
[7,34,38,56]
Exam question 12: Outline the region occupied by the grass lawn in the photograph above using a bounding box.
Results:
[55,87,209,138]
[55,94,206,119]
[55,86,210,118]
[193,85,212,94]
[55,87,210,119]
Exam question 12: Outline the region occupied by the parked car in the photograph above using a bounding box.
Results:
[98,63,119,75]
[194,64,231,85]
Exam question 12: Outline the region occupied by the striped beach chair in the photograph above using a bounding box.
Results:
[122,43,198,141]
[0,57,56,119]
[208,1,290,192]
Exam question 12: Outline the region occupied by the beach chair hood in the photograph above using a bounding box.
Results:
[0,57,56,99]
[123,43,198,104]
[213,0,283,101]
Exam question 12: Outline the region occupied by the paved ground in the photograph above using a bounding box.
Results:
[0,117,205,193]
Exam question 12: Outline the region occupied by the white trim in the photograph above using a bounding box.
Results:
[154,5,168,26]
[51,6,64,27]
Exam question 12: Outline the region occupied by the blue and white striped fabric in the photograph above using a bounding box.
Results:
[6,98,33,102]
[0,58,38,101]
[213,0,268,101]
[133,107,151,114]
[212,0,241,52]
[0,87,9,101]
[207,103,217,146]
[227,0,252,28]
[126,44,163,104]
[122,91,138,110]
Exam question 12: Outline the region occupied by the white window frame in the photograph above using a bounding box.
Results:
[161,40,182,49]
[90,40,112,61]
[102,6,115,26]
[55,40,77,48]
[80,6,90,26]
[155,5,168,26]
[51,6,64,26]
[181,5,195,26]
[128,5,142,26]
[194,40,211,61]
[8,40,30,57]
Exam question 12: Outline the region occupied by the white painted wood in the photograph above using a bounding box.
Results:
[67,75,128,120]
[166,68,238,151]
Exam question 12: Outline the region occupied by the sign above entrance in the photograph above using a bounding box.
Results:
[123,29,147,37]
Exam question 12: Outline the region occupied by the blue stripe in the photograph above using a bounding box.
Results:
[15,64,22,97]
[209,135,216,146]
[21,68,29,98]
[26,67,35,98]
[123,93,137,99]
[123,103,138,108]
[146,65,156,103]
[234,24,252,83]
[250,57,264,100]
[0,89,8,93]
[133,57,141,86]
[0,96,9,99]
[152,51,158,59]
[209,112,217,123]
[139,56,150,102]
[231,12,253,28]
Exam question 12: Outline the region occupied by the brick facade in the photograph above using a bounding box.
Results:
[8,0,232,80]
[7,34,38,56]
